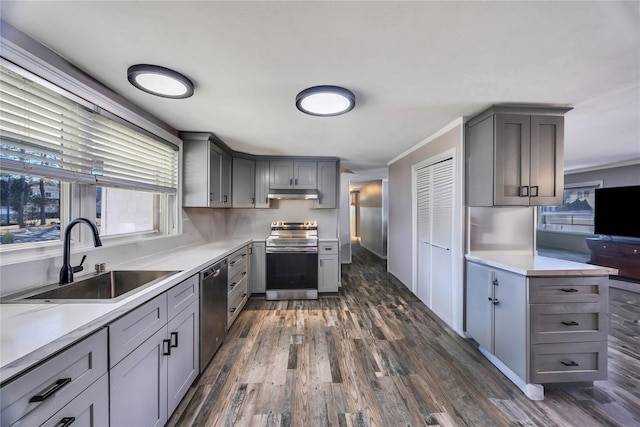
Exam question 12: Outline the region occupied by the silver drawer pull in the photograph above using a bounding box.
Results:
[562,321,580,326]
[57,417,76,427]
[561,360,579,367]
[560,288,579,293]
[30,378,72,402]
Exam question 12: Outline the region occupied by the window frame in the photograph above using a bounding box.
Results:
[536,180,602,235]
[0,56,182,259]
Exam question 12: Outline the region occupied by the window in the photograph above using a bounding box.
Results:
[0,174,61,244]
[537,181,602,234]
[0,63,178,248]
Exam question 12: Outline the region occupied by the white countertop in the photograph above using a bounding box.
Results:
[466,252,618,277]
[0,237,252,384]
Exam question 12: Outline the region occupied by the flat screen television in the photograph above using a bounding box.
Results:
[593,185,640,239]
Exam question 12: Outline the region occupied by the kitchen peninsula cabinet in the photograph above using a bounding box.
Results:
[110,275,200,427]
[466,106,571,207]
[465,256,613,400]
[270,160,317,189]
[181,132,232,208]
[466,262,527,379]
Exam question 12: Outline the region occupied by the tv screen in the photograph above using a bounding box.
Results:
[594,185,640,239]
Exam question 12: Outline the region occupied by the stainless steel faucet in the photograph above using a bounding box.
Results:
[59,218,102,285]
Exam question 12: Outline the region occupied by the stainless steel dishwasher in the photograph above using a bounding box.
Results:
[199,258,228,372]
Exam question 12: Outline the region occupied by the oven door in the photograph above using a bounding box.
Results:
[266,250,318,300]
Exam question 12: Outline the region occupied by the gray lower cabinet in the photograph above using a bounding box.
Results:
[466,261,527,379]
[41,374,109,427]
[466,260,609,398]
[0,329,108,427]
[318,241,339,293]
[228,246,250,328]
[250,241,266,294]
[109,275,200,427]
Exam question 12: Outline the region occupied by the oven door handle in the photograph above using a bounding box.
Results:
[266,247,318,254]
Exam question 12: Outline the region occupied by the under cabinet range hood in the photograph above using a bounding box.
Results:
[267,189,319,200]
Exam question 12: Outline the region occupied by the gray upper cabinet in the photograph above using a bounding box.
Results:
[315,160,338,209]
[254,160,270,208]
[270,160,317,189]
[181,132,232,208]
[466,106,571,207]
[232,157,255,208]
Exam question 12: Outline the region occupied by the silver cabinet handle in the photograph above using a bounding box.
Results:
[421,241,450,251]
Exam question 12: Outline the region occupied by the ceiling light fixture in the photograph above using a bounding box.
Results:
[296,85,355,116]
[127,64,194,99]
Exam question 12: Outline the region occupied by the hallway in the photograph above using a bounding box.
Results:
[168,245,640,426]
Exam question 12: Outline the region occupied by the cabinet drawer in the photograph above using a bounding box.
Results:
[530,303,607,344]
[167,274,199,320]
[228,282,248,327]
[529,276,608,304]
[0,328,108,427]
[229,268,248,294]
[530,341,607,383]
[319,241,338,253]
[40,374,109,427]
[229,274,248,304]
[228,247,248,279]
[109,293,168,368]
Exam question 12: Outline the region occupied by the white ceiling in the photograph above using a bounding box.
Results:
[2,1,639,182]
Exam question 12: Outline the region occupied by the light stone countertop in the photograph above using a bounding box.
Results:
[466,252,618,277]
[0,237,252,384]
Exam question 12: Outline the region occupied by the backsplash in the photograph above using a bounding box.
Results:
[1,202,338,297]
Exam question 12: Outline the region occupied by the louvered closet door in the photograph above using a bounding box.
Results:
[417,166,433,307]
[417,158,454,325]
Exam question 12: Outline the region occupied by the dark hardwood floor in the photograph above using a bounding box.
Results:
[168,245,640,427]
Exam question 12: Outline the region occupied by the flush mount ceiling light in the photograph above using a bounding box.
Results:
[295,85,355,116]
[127,64,194,99]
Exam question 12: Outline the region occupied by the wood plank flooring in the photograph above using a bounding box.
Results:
[168,245,640,427]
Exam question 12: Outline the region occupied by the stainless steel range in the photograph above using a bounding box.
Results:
[265,221,318,300]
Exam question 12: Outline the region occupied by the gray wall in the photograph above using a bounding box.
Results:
[536,163,640,253]
[359,180,386,258]
[388,123,463,288]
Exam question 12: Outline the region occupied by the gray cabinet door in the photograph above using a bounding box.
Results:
[494,114,531,206]
[209,145,223,207]
[249,241,266,294]
[221,153,232,206]
[465,262,493,351]
[167,300,199,416]
[529,115,564,206]
[41,374,109,427]
[110,326,168,427]
[232,157,255,208]
[182,138,210,207]
[254,160,270,208]
[493,269,527,380]
[293,161,317,189]
[316,161,337,208]
[318,255,339,293]
[269,160,294,189]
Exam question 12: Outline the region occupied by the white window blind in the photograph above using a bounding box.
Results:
[0,65,178,193]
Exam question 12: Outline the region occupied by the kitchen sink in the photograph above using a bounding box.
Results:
[2,270,181,303]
